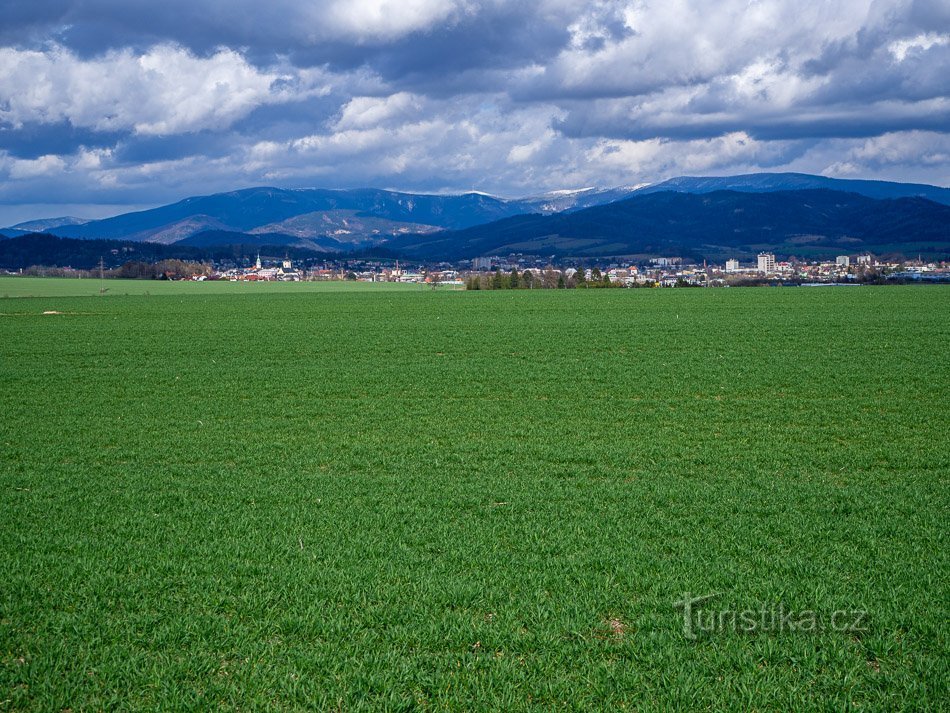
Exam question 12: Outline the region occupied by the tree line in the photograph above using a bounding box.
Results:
[17,259,212,280]
[466,267,636,290]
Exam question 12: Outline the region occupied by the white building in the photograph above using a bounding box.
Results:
[725,259,740,272]
[277,260,301,281]
[857,255,873,265]
[836,255,850,268]
[757,253,776,274]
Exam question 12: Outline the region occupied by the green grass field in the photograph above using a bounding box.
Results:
[0,276,426,299]
[1,282,947,710]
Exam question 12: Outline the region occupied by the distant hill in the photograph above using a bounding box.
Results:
[4,188,948,266]
[247,209,442,243]
[0,234,328,270]
[636,173,950,205]
[1,216,92,240]
[10,216,91,232]
[520,186,643,213]
[386,189,950,261]
[46,187,540,243]
[3,173,947,257]
[176,230,347,252]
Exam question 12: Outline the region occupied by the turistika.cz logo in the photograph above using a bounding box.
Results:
[673,592,869,640]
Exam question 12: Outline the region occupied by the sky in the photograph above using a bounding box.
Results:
[0,0,948,225]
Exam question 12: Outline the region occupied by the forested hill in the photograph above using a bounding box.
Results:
[385,189,950,261]
[0,234,324,270]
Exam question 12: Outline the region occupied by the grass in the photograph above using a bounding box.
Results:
[1,285,947,710]
[0,276,428,299]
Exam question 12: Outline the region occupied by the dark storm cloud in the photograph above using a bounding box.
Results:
[554,105,950,143]
[0,0,568,81]
[0,0,70,44]
[288,5,570,85]
[110,131,239,164]
[0,0,304,57]
[0,121,122,159]
[230,95,347,141]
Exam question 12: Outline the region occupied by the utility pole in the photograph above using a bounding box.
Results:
[98,257,106,295]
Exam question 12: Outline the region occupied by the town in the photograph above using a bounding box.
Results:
[171,251,950,287]
[11,250,949,286]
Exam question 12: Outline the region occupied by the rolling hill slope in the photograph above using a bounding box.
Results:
[47,187,537,243]
[386,189,950,261]
[636,173,950,205]
[4,174,947,257]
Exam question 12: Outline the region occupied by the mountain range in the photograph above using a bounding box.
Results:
[2,173,948,262]
[388,189,950,261]
[637,173,950,204]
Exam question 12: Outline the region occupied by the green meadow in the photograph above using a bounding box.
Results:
[1,281,947,710]
[0,276,424,299]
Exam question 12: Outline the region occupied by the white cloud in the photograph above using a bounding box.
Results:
[74,147,113,171]
[8,154,67,179]
[845,131,950,167]
[0,44,328,135]
[582,131,788,178]
[319,0,473,41]
[525,0,875,99]
[334,93,423,131]
[888,32,950,61]
[507,130,556,164]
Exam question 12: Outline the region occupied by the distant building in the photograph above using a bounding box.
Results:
[472,257,492,270]
[857,255,872,265]
[836,255,850,268]
[277,260,301,281]
[757,253,776,274]
[725,259,740,272]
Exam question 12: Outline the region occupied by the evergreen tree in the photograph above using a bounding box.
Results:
[590,267,602,283]
[573,267,586,288]
[510,268,520,289]
[557,274,566,289]
[492,269,504,290]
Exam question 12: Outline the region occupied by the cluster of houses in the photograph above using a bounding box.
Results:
[210,257,463,285]
[195,252,948,286]
[460,254,949,286]
[217,255,303,282]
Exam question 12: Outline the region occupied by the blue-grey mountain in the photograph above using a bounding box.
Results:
[45,188,538,244]
[637,173,950,205]
[386,190,950,261]
[2,174,947,261]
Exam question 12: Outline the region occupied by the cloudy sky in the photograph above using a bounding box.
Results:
[0,0,948,224]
